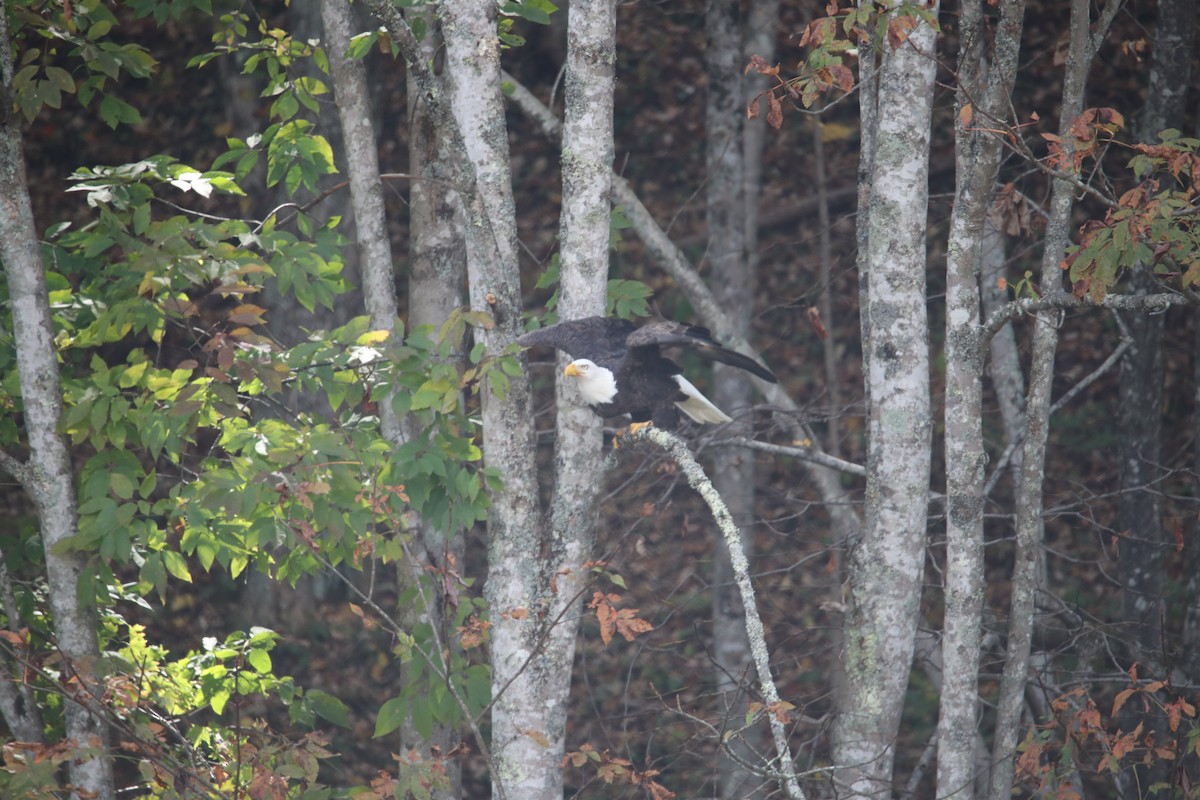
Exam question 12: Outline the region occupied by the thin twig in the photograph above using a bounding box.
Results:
[718,436,866,477]
[983,331,1132,496]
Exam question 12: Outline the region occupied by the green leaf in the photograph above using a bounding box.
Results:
[499,0,557,24]
[347,30,380,60]
[98,95,142,129]
[162,550,192,582]
[210,688,231,715]
[109,472,135,500]
[411,694,432,740]
[307,689,351,728]
[246,648,272,674]
[373,695,407,738]
[271,91,299,121]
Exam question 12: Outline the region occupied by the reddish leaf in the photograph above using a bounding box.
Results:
[744,54,778,77]
[766,91,783,130]
[1111,687,1136,717]
[806,306,828,340]
[886,15,918,50]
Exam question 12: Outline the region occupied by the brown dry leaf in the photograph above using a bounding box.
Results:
[887,15,918,50]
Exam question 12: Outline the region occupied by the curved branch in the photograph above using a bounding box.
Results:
[633,426,811,800]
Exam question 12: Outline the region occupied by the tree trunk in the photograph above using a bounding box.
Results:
[986,1,1119,796]
[938,2,1025,798]
[0,14,114,795]
[438,3,542,799]
[541,0,616,793]
[402,7,468,795]
[830,6,937,798]
[705,1,765,797]
[322,4,466,796]
[1113,1,1194,795]
[407,6,466,335]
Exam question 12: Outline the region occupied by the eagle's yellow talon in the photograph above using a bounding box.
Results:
[613,421,654,449]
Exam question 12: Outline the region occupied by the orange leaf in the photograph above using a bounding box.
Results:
[886,15,918,50]
[1111,687,1136,717]
[522,728,549,747]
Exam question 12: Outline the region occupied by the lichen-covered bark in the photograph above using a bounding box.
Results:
[406,9,465,335]
[0,13,113,794]
[540,0,616,797]
[437,3,542,798]
[938,2,1025,797]
[641,428,806,799]
[321,0,399,440]
[324,4,466,794]
[830,7,937,798]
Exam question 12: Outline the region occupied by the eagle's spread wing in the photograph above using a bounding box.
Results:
[516,316,635,369]
[625,321,777,383]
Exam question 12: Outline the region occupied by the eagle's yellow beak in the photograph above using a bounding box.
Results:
[564,362,583,378]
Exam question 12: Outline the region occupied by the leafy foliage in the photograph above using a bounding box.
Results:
[744,0,937,126]
[7,0,157,126]
[1063,126,1200,300]
[1015,668,1199,799]
[1,2,499,794]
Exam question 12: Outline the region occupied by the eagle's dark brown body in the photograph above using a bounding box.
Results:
[518,317,777,430]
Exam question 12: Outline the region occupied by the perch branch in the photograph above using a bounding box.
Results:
[633,426,810,800]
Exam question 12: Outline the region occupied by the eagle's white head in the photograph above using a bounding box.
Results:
[563,359,618,404]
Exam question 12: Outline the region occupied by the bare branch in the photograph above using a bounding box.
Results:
[982,290,1192,339]
[633,426,811,800]
[718,436,866,477]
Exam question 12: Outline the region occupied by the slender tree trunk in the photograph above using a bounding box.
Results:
[705,1,766,797]
[1113,2,1193,795]
[986,1,1118,796]
[540,0,617,793]
[0,14,114,796]
[0,557,42,740]
[831,6,937,797]
[439,3,541,798]
[323,4,466,796]
[403,10,468,794]
[939,2,1025,798]
[980,203,1026,473]
[407,8,466,335]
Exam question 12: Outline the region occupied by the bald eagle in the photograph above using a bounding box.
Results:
[518,316,777,432]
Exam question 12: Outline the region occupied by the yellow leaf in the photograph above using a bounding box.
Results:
[357,329,391,345]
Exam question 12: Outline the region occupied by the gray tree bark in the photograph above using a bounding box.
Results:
[0,11,114,796]
[986,1,1120,797]
[403,8,468,794]
[938,2,1025,798]
[830,5,937,798]
[407,8,466,335]
[539,0,616,796]
[1113,1,1194,795]
[322,4,466,796]
[705,1,765,797]
[437,3,543,798]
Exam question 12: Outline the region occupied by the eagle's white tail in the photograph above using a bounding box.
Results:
[672,375,733,424]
